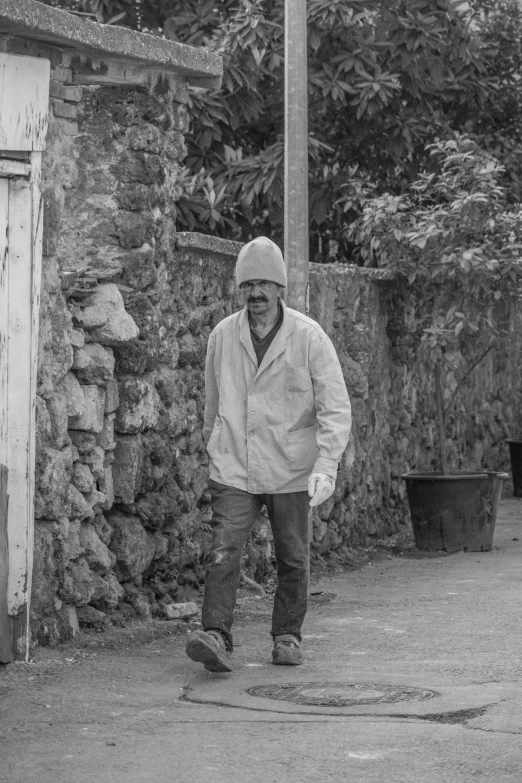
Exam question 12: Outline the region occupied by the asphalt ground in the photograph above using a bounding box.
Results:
[2,498,522,782]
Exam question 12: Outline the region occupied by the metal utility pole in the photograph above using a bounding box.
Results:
[284,0,308,313]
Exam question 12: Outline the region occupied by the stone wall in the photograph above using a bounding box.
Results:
[31,50,221,644]
[308,266,522,562]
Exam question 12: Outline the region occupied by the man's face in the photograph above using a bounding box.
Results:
[240,279,282,315]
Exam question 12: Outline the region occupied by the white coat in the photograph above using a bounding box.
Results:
[204,299,351,494]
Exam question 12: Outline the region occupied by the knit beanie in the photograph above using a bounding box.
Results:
[235,236,287,287]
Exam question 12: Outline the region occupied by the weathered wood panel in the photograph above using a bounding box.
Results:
[0,160,31,178]
[0,177,8,469]
[6,176,33,658]
[0,464,12,662]
[0,178,11,662]
[0,53,50,151]
[24,152,44,651]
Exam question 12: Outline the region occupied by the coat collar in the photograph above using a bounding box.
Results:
[239,298,295,377]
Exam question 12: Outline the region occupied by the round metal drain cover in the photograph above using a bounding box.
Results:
[248,682,438,707]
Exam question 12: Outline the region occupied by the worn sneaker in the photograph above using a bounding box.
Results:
[272,634,303,666]
[186,629,233,673]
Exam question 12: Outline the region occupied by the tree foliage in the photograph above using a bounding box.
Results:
[43,0,522,261]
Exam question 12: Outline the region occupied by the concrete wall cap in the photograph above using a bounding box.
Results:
[0,0,223,85]
[174,232,243,259]
[310,262,396,281]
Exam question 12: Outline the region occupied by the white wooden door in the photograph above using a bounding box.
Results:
[0,52,49,661]
[0,160,43,660]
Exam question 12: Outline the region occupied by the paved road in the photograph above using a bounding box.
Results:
[2,499,522,782]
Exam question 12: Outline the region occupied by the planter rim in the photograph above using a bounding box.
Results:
[401,471,509,481]
[505,439,522,444]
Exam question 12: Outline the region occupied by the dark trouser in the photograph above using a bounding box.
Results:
[202,479,310,651]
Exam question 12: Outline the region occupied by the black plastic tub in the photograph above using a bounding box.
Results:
[401,471,508,553]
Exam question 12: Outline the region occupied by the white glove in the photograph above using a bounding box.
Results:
[308,472,335,508]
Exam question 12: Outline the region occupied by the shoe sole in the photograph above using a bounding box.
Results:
[272,649,303,666]
[186,635,233,673]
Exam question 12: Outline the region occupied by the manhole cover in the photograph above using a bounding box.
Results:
[248,682,438,707]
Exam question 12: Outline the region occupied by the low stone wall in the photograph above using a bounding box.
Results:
[308,267,522,561]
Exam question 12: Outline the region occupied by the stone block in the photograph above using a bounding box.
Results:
[92,513,113,547]
[73,343,115,385]
[75,284,139,346]
[178,332,203,367]
[74,290,110,329]
[343,355,369,398]
[96,413,116,450]
[116,184,152,213]
[153,534,169,560]
[115,377,160,434]
[115,211,154,250]
[68,431,96,452]
[72,462,95,494]
[154,368,180,408]
[68,484,94,521]
[98,465,115,509]
[36,394,52,452]
[90,571,123,609]
[55,118,79,136]
[111,150,165,186]
[131,593,152,618]
[108,512,157,579]
[57,372,86,418]
[61,519,84,562]
[50,82,82,103]
[113,435,143,503]
[163,604,181,620]
[60,557,95,605]
[52,65,73,83]
[35,446,74,520]
[104,378,120,413]
[31,522,59,617]
[80,521,113,571]
[42,184,64,258]
[170,103,189,134]
[127,123,162,153]
[171,602,199,619]
[163,130,187,162]
[68,385,105,433]
[50,295,74,383]
[70,329,85,349]
[81,444,105,479]
[76,605,106,628]
[58,605,80,637]
[105,573,124,609]
[53,98,78,119]
[84,488,108,513]
[45,392,69,449]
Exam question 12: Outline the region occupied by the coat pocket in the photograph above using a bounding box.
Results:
[285,424,318,471]
[206,419,222,458]
[287,366,312,393]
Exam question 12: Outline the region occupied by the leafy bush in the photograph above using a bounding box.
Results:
[349,135,522,471]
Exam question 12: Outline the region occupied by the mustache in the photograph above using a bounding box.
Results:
[248,296,267,303]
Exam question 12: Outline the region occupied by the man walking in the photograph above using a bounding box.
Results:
[186,236,351,672]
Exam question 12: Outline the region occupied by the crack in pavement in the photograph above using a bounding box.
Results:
[177,698,522,734]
